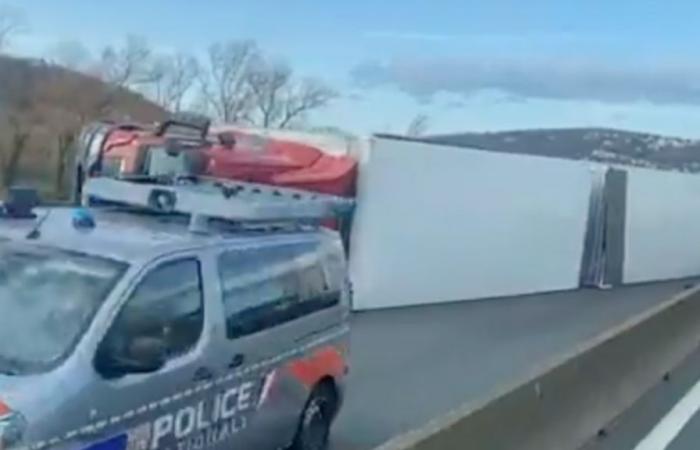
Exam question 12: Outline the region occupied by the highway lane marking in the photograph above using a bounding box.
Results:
[633,376,700,450]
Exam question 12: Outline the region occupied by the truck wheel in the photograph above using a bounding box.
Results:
[291,383,337,450]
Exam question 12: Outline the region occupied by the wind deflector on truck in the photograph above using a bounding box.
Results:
[155,112,211,140]
[82,176,355,233]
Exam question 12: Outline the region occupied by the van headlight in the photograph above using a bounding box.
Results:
[0,412,27,450]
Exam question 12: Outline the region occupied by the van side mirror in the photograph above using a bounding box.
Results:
[96,336,168,378]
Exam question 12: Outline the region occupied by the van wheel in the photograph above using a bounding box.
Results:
[291,383,337,450]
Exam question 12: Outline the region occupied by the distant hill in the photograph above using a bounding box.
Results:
[0,54,165,123]
[423,128,700,173]
[0,54,166,197]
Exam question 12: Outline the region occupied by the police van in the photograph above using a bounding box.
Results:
[0,176,353,450]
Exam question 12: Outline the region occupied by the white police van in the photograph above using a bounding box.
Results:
[0,176,353,450]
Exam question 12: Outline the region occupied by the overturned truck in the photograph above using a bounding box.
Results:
[72,113,359,203]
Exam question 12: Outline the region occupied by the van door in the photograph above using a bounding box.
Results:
[211,245,296,449]
[59,256,260,450]
[215,242,347,449]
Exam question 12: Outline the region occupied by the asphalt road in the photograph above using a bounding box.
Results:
[582,319,700,450]
[331,280,697,450]
[668,404,700,450]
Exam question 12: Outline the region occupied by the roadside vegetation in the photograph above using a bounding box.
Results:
[0,5,340,199]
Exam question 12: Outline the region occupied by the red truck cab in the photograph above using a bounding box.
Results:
[74,113,358,200]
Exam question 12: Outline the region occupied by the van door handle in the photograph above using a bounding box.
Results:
[228,354,245,370]
[193,367,214,382]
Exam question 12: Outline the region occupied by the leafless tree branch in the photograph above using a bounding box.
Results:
[99,35,154,88]
[247,61,291,127]
[278,79,337,129]
[148,53,199,112]
[0,59,36,188]
[198,40,258,123]
[406,113,430,137]
[0,5,27,53]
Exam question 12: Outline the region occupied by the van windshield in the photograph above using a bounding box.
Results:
[0,242,127,373]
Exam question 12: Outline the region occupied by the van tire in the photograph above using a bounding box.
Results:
[290,382,337,450]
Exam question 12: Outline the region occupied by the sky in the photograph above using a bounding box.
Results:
[5,0,700,137]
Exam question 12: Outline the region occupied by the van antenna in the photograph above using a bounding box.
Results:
[26,210,51,240]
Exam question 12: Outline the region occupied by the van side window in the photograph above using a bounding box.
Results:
[219,245,339,339]
[298,263,338,314]
[106,259,204,359]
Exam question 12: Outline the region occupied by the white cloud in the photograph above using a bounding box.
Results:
[352,55,700,105]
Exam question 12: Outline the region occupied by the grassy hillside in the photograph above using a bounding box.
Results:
[0,54,166,198]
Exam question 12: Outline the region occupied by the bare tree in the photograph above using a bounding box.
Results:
[149,53,199,112]
[34,66,113,193]
[0,59,36,188]
[406,113,430,137]
[246,61,292,127]
[245,59,337,129]
[0,4,26,53]
[198,40,258,122]
[196,40,337,128]
[99,35,154,88]
[276,79,336,129]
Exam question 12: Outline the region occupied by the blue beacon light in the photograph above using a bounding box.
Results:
[72,208,96,230]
